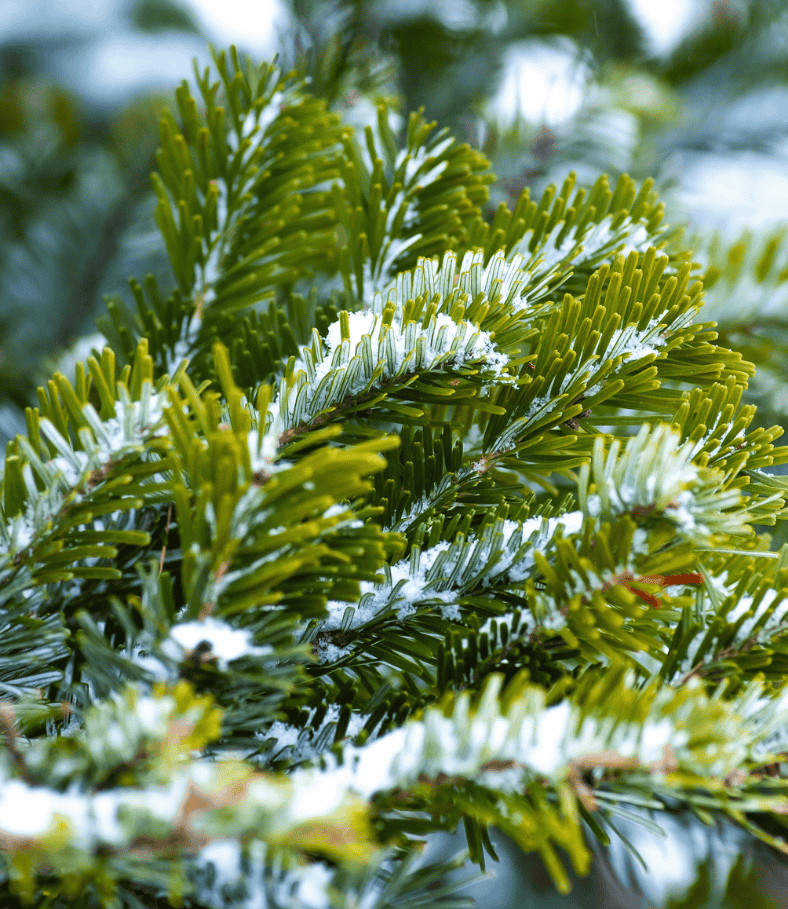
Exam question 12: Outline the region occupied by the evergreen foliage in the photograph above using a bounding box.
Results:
[4,43,788,908]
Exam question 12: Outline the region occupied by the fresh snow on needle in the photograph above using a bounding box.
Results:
[282,309,508,429]
[319,511,585,635]
[167,618,271,668]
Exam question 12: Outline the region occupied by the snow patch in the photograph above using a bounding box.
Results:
[167,619,271,669]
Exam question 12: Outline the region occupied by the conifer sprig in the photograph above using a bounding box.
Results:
[4,45,788,909]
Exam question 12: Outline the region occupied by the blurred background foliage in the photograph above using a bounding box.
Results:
[1,0,788,905]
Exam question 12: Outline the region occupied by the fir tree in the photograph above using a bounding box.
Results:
[3,44,788,908]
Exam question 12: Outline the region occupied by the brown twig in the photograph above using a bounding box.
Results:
[0,703,31,781]
[601,570,703,609]
[158,502,173,576]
